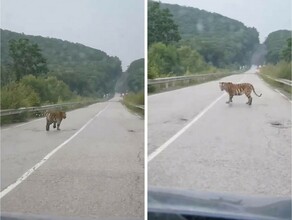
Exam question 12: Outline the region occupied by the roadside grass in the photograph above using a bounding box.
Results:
[260,61,291,80]
[122,92,144,117]
[260,61,291,95]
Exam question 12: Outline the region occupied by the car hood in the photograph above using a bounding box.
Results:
[148,186,291,220]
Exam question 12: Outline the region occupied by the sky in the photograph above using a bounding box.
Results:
[159,0,291,43]
[1,0,144,71]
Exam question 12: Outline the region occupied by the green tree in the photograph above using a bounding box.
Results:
[126,58,144,92]
[1,82,40,109]
[264,30,291,64]
[177,46,206,73]
[9,38,48,80]
[148,42,180,78]
[20,75,73,103]
[282,38,291,62]
[148,1,181,46]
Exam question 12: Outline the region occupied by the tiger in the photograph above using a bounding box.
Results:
[45,110,66,131]
[219,82,262,105]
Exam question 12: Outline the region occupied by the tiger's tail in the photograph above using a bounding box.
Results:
[252,85,262,97]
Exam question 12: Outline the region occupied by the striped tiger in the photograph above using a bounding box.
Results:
[219,82,262,105]
[45,110,66,131]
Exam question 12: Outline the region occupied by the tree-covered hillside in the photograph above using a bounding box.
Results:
[115,58,144,93]
[160,2,259,68]
[264,30,291,64]
[148,2,260,78]
[1,29,122,97]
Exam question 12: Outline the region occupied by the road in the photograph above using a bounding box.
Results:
[1,96,144,219]
[148,69,291,197]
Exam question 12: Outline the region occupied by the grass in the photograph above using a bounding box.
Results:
[122,92,144,117]
[260,61,291,80]
[259,61,291,95]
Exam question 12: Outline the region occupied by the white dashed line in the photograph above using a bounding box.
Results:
[0,104,109,199]
[275,89,292,104]
[148,93,226,162]
[148,76,246,162]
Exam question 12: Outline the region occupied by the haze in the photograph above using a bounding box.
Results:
[1,0,144,71]
[159,0,291,43]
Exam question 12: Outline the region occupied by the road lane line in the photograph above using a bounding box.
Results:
[148,76,247,162]
[0,104,109,199]
[275,89,292,104]
[148,93,226,162]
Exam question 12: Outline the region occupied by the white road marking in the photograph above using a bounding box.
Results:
[148,76,246,162]
[275,89,292,104]
[148,93,226,162]
[0,104,109,199]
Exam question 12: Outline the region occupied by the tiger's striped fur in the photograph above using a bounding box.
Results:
[219,82,262,105]
[45,110,66,131]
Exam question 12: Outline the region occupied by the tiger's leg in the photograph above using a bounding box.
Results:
[46,121,51,131]
[53,121,56,128]
[246,94,252,105]
[226,95,233,104]
[57,119,62,130]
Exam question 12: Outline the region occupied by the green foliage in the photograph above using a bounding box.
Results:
[9,38,48,80]
[261,61,291,80]
[20,75,73,104]
[159,2,259,67]
[123,91,144,116]
[115,58,144,93]
[1,29,122,97]
[264,30,292,64]
[177,46,206,73]
[148,42,210,78]
[126,59,144,93]
[1,65,16,86]
[281,38,292,62]
[148,1,181,46]
[148,42,180,77]
[123,92,144,106]
[1,82,41,109]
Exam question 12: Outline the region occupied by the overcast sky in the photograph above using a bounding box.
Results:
[159,0,291,43]
[1,0,144,71]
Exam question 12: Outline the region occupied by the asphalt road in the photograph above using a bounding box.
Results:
[148,69,291,197]
[1,97,144,219]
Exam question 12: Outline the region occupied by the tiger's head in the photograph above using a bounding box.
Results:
[219,82,225,91]
[219,82,232,91]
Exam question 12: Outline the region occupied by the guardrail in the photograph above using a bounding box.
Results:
[148,72,236,92]
[123,101,144,110]
[0,100,101,117]
[265,76,292,87]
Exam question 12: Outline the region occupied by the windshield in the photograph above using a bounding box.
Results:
[148,0,291,210]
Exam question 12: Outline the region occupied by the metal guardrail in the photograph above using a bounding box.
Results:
[148,73,218,85]
[0,100,100,117]
[265,75,292,87]
[124,102,144,110]
[148,72,236,91]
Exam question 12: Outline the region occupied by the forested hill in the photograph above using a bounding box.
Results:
[115,58,144,93]
[160,3,259,67]
[1,29,122,96]
[264,30,291,64]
